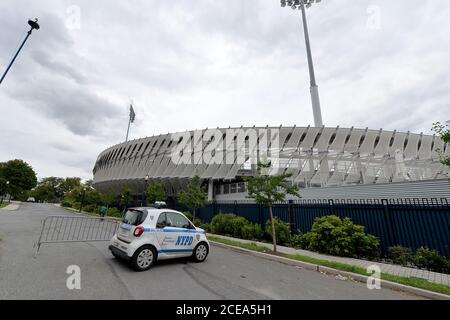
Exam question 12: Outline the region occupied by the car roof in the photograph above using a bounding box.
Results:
[128,207,182,214]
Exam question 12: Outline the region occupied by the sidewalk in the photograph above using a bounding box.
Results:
[0,201,20,211]
[209,234,450,287]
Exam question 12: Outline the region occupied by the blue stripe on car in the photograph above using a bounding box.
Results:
[143,228,205,234]
[158,249,193,253]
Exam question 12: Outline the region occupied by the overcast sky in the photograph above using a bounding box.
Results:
[0,0,449,180]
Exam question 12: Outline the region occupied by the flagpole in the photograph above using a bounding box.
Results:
[125,116,131,142]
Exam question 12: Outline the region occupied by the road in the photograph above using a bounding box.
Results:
[0,203,422,300]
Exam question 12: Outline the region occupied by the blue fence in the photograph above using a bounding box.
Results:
[177,198,450,258]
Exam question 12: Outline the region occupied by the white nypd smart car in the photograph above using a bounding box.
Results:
[109,207,209,271]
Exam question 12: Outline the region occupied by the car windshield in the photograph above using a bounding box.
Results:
[122,209,145,226]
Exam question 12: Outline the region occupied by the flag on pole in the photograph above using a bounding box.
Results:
[130,104,136,123]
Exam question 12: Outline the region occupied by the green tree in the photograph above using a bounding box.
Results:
[120,188,133,211]
[244,160,299,252]
[146,182,166,205]
[178,176,207,220]
[0,159,37,198]
[100,192,116,208]
[432,121,450,167]
[60,177,81,196]
[29,183,56,202]
[38,177,65,200]
[0,177,7,204]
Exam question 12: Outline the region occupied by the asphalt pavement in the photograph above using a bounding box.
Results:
[0,203,423,300]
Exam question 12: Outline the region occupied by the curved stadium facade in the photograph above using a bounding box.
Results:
[93,126,449,201]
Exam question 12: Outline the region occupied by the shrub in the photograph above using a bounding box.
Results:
[210,213,259,239]
[230,216,250,238]
[388,246,414,266]
[304,215,380,259]
[107,207,123,218]
[241,223,264,241]
[265,218,291,245]
[193,218,209,232]
[83,204,97,213]
[210,213,239,236]
[61,200,72,208]
[414,247,450,273]
[290,232,308,249]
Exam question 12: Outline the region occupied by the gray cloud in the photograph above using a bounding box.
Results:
[0,0,449,179]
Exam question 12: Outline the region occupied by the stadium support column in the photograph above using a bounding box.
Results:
[208,179,214,202]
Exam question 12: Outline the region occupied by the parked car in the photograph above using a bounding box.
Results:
[26,197,36,203]
[109,207,209,271]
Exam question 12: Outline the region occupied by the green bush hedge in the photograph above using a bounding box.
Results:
[241,223,264,241]
[303,215,380,260]
[61,200,73,208]
[107,207,123,218]
[388,245,414,266]
[83,204,97,214]
[414,247,450,273]
[265,218,291,245]
[210,213,263,240]
[290,232,308,249]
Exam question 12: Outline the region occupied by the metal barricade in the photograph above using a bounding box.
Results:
[34,215,120,257]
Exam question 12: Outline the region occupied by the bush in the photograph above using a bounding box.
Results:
[61,200,72,208]
[265,218,291,245]
[388,246,414,266]
[290,232,308,249]
[193,218,209,232]
[210,213,260,239]
[304,215,380,259]
[107,207,123,218]
[241,223,264,241]
[414,247,450,273]
[210,213,239,236]
[83,204,97,214]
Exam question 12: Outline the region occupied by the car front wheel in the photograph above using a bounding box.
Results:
[192,243,209,263]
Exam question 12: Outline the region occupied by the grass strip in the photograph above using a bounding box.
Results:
[208,235,450,296]
[0,203,9,209]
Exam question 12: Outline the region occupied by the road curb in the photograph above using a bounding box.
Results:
[210,240,450,300]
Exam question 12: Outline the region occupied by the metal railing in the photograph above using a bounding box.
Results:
[34,215,120,257]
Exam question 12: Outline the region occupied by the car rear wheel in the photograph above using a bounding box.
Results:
[192,243,209,263]
[131,246,156,271]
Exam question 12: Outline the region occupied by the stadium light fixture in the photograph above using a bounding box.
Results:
[280,0,323,127]
[0,19,40,85]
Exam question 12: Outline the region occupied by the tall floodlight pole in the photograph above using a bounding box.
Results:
[126,103,136,142]
[280,0,323,127]
[0,19,40,85]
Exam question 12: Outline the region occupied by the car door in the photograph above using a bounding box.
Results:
[155,212,195,257]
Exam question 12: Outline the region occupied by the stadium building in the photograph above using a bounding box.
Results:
[92,125,450,202]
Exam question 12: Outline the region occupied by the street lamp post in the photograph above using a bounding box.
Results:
[280,0,323,127]
[0,19,40,86]
[79,188,86,213]
[142,175,149,206]
[6,181,10,203]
